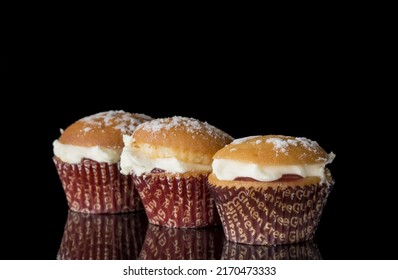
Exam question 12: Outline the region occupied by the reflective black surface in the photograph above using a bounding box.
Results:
[221,240,321,260]
[56,210,323,260]
[57,211,148,260]
[140,224,224,260]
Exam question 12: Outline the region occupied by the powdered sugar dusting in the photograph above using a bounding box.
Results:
[295,137,319,153]
[133,113,153,121]
[266,138,290,155]
[266,136,321,156]
[80,110,152,134]
[325,152,336,163]
[231,136,261,145]
[287,139,298,146]
[138,116,232,140]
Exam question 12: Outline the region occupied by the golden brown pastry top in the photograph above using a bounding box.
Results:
[213,135,330,165]
[129,116,233,165]
[59,110,152,149]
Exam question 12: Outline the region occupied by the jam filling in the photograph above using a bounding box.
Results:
[234,174,304,182]
[150,168,166,173]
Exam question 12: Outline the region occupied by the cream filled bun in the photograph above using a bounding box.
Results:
[208,135,335,245]
[120,116,233,176]
[209,135,335,188]
[52,110,152,214]
[53,110,152,164]
[121,116,233,228]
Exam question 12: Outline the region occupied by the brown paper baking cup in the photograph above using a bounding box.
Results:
[139,224,224,260]
[222,240,321,260]
[57,211,148,260]
[54,157,143,213]
[133,173,220,228]
[209,182,333,245]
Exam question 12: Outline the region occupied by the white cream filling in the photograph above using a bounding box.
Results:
[212,159,329,182]
[120,136,211,175]
[53,140,121,164]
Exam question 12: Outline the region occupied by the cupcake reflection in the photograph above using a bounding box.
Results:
[222,240,322,260]
[57,210,148,260]
[139,224,224,260]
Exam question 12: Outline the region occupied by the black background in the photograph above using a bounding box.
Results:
[2,34,393,260]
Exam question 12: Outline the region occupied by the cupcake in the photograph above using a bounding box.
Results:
[208,135,335,245]
[53,110,152,213]
[139,224,224,260]
[120,116,233,228]
[57,211,148,260]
